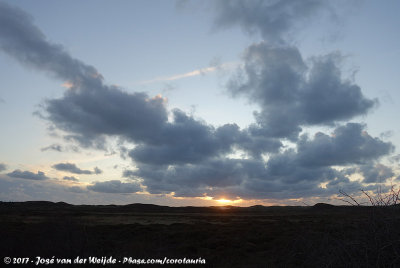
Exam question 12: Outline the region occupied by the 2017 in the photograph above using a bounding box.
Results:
[13,258,29,264]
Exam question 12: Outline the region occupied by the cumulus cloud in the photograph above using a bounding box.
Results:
[130,158,248,196]
[0,163,7,172]
[128,111,281,165]
[87,180,142,194]
[296,123,394,167]
[228,44,376,139]
[0,2,100,86]
[63,176,79,182]
[0,1,283,167]
[359,163,394,184]
[0,2,164,148]
[213,0,329,44]
[7,169,50,180]
[46,88,168,149]
[2,3,166,149]
[52,163,101,175]
[130,157,362,200]
[215,2,375,140]
[127,123,393,199]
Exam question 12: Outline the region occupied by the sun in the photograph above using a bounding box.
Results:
[216,198,233,204]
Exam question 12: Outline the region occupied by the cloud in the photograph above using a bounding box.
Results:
[0,174,150,204]
[7,169,50,180]
[130,157,363,200]
[52,163,102,175]
[0,4,168,150]
[45,88,168,149]
[128,110,234,165]
[66,186,87,193]
[128,110,283,165]
[296,123,394,167]
[94,167,102,175]
[129,123,393,199]
[212,0,329,44]
[87,180,142,194]
[1,2,282,163]
[0,2,284,169]
[228,43,376,139]
[63,176,79,182]
[41,144,63,152]
[130,158,248,196]
[359,163,394,184]
[0,163,7,172]
[0,2,100,86]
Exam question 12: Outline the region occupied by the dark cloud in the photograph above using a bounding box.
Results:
[7,169,50,180]
[0,163,7,172]
[130,157,363,200]
[359,163,394,184]
[66,186,87,193]
[1,1,282,166]
[213,0,328,44]
[129,113,282,165]
[297,123,394,167]
[0,2,100,86]
[128,110,232,165]
[41,144,63,152]
[131,158,248,196]
[128,123,393,199]
[0,2,165,149]
[129,112,256,165]
[63,176,79,182]
[52,163,100,175]
[48,88,280,164]
[219,123,282,159]
[49,93,280,164]
[94,167,102,175]
[228,43,376,139]
[45,88,168,149]
[87,180,142,194]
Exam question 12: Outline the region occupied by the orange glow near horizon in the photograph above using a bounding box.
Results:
[215,198,243,205]
[216,198,232,204]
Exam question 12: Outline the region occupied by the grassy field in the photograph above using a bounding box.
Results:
[1,201,400,267]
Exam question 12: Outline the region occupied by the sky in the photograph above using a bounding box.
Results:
[0,0,400,206]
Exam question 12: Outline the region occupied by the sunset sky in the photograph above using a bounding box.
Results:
[1,0,400,206]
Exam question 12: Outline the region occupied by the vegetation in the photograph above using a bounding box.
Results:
[1,201,400,267]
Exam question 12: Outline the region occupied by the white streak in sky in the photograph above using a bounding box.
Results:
[138,61,239,84]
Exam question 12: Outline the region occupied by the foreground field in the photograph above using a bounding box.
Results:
[1,202,400,267]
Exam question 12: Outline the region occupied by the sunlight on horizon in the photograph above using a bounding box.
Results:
[215,198,243,205]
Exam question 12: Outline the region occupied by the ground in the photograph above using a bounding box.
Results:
[1,201,400,267]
